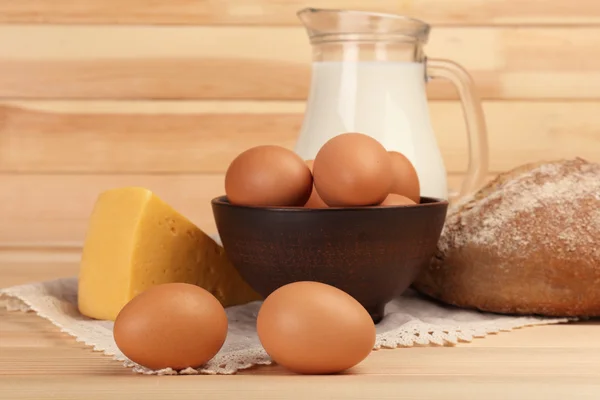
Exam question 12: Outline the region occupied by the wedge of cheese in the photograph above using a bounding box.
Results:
[78,187,261,321]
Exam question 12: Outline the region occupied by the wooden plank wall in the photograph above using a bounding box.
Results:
[1,0,600,255]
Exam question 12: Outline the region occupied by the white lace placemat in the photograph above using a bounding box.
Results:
[0,277,570,375]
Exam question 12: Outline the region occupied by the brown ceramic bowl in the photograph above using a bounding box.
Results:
[211,196,448,323]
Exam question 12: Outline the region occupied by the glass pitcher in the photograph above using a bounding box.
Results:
[294,8,489,200]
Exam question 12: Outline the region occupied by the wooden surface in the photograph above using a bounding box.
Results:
[0,0,599,25]
[1,261,600,399]
[1,26,600,100]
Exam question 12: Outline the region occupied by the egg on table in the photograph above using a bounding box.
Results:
[257,281,376,375]
[113,283,228,371]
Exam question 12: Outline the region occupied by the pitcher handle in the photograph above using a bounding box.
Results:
[426,58,489,199]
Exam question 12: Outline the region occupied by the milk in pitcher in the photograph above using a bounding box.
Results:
[295,61,448,199]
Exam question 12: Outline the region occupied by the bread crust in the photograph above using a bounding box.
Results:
[414,158,600,317]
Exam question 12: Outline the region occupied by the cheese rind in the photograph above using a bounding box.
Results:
[78,187,261,321]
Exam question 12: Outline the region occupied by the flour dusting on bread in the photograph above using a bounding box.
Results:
[440,158,600,261]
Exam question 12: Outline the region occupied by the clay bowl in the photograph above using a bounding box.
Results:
[211,196,448,323]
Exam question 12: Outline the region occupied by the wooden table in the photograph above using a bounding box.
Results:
[1,258,599,400]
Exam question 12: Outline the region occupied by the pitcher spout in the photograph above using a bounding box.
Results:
[297,8,430,43]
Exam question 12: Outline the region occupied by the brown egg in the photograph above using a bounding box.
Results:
[313,133,393,207]
[113,283,227,371]
[304,160,328,208]
[380,193,416,206]
[257,281,376,375]
[225,145,313,207]
[388,151,420,203]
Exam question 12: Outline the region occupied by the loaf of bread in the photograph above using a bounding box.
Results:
[414,158,600,317]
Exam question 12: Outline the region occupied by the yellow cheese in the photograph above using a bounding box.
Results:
[78,187,261,321]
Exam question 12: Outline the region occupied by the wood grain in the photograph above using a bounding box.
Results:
[2,100,599,175]
[0,0,598,26]
[1,26,600,100]
[1,371,599,400]
[0,101,301,174]
[0,259,80,288]
[0,173,479,247]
